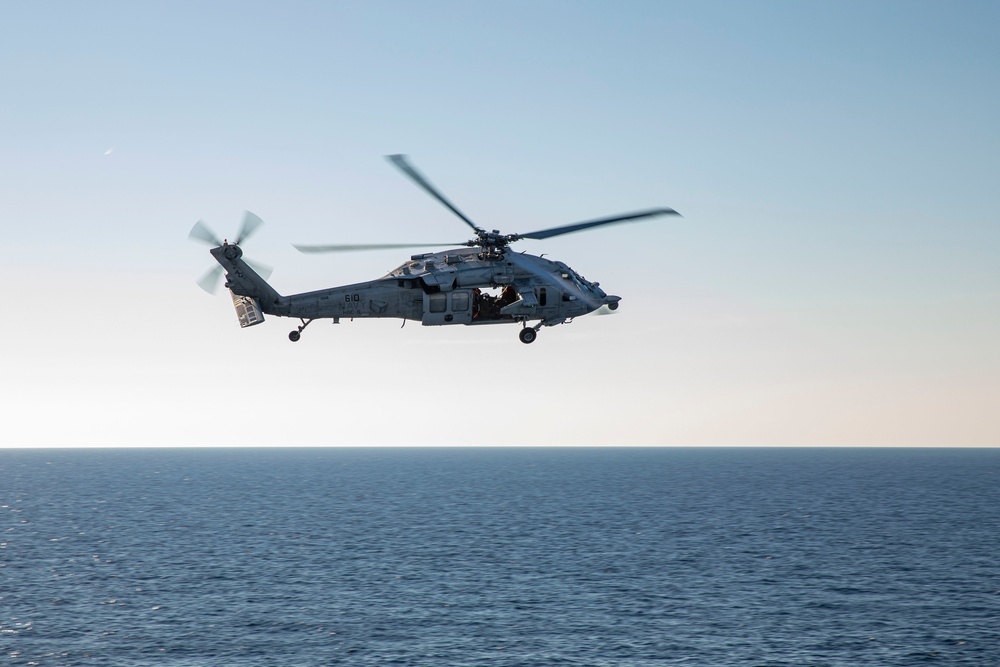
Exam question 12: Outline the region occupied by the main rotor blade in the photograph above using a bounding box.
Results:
[518,207,681,241]
[386,154,483,234]
[294,242,467,254]
[196,265,224,294]
[234,211,264,245]
[189,220,222,246]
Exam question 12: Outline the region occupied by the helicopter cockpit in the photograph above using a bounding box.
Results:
[554,262,590,288]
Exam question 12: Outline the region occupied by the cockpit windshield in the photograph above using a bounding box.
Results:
[556,262,589,289]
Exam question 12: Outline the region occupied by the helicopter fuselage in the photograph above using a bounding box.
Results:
[212,243,619,341]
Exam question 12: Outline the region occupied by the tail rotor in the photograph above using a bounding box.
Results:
[188,211,272,294]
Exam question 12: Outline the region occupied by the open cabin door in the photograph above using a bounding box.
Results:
[422,290,473,326]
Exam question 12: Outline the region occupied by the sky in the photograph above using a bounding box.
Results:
[1,1,997,447]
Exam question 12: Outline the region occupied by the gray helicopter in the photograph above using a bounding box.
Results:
[190,155,680,344]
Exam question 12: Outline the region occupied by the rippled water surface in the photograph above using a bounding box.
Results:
[3,448,999,666]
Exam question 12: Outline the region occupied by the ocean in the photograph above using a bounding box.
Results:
[2,447,998,666]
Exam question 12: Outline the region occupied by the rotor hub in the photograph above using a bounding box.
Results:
[473,229,519,255]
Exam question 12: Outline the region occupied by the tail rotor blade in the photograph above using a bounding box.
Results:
[189,220,223,246]
[196,265,224,294]
[245,258,273,281]
[235,211,264,245]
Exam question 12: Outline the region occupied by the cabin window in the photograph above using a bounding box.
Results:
[452,292,469,311]
[429,293,448,313]
[538,287,547,307]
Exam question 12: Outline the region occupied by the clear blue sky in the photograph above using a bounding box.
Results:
[2,1,997,446]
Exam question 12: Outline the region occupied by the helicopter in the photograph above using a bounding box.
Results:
[189,155,680,344]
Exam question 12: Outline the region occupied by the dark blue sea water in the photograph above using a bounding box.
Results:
[2,448,999,666]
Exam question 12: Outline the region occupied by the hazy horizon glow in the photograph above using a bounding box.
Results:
[1,1,997,447]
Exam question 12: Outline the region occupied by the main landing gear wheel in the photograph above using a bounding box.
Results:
[519,328,537,344]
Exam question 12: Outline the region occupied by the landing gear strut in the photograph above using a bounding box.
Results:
[289,318,313,342]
